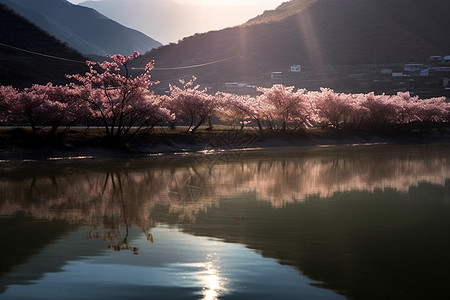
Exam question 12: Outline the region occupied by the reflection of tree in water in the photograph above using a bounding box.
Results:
[0,169,158,254]
[0,145,449,226]
[219,150,450,207]
[165,165,222,222]
[85,172,153,254]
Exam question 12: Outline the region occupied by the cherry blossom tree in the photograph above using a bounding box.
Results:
[410,96,449,126]
[168,76,217,133]
[8,84,50,134]
[0,85,18,123]
[122,93,174,135]
[68,51,168,137]
[386,92,418,125]
[311,88,356,129]
[257,84,313,131]
[35,83,90,135]
[360,92,399,128]
[3,83,87,135]
[215,92,259,130]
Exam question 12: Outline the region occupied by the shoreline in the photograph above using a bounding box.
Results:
[1,127,450,168]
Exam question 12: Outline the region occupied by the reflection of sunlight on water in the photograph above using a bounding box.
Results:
[47,156,94,161]
[147,153,164,157]
[175,252,227,299]
[199,253,227,300]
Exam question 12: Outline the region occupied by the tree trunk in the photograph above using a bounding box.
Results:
[191,117,206,134]
[50,124,58,136]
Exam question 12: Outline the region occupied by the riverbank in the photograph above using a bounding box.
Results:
[1,126,450,163]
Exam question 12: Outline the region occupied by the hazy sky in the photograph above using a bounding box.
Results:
[171,0,285,6]
[66,0,288,44]
[68,0,286,7]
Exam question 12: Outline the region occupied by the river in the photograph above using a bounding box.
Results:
[1,143,449,299]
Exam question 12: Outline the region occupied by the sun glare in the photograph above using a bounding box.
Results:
[296,10,325,72]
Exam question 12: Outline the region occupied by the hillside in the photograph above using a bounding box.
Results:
[0,4,87,88]
[0,0,161,56]
[79,0,276,45]
[246,0,315,25]
[135,0,450,92]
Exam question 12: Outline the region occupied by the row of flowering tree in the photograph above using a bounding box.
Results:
[218,86,450,132]
[0,52,175,138]
[1,53,449,137]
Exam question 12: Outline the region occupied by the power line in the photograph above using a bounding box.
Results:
[143,56,248,71]
[0,41,249,71]
[0,42,86,64]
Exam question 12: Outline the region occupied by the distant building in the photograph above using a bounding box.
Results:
[403,63,427,73]
[420,68,431,76]
[416,67,450,77]
[223,82,256,94]
[429,56,443,62]
[435,67,450,76]
[392,72,405,77]
[290,65,301,72]
[271,72,283,79]
[224,82,247,89]
[380,68,393,75]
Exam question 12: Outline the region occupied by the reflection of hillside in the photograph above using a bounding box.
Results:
[1,145,450,223]
[0,215,74,282]
[180,181,450,300]
[0,225,143,294]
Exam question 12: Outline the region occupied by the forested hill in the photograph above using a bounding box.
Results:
[0,4,87,88]
[135,0,450,87]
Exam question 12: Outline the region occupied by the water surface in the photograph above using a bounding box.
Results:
[1,144,450,299]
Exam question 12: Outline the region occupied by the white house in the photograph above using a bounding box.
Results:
[290,65,301,72]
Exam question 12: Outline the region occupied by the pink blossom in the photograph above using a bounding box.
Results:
[0,85,18,122]
[68,52,164,137]
[257,84,313,131]
[145,60,155,72]
[168,76,217,133]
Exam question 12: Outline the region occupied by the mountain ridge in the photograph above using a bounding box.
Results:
[0,0,162,56]
[245,0,315,26]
